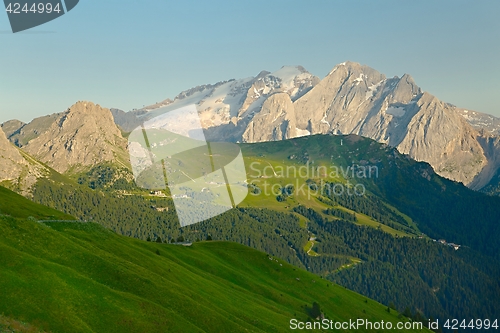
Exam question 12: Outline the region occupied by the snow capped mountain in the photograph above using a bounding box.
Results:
[455,108,500,136]
[4,61,499,191]
[113,66,319,142]
[108,61,500,187]
[292,61,487,186]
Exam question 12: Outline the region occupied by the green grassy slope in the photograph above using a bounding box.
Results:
[239,134,500,257]
[0,189,428,333]
[27,134,500,323]
[0,186,74,220]
[239,135,420,237]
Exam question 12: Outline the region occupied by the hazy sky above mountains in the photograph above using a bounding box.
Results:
[0,0,499,123]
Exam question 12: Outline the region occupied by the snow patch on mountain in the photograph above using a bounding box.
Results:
[365,80,384,100]
[109,61,500,189]
[353,73,365,85]
[455,108,500,135]
[386,106,406,117]
[295,128,311,137]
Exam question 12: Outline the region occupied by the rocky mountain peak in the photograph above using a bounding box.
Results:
[242,92,296,142]
[23,101,128,174]
[255,70,271,79]
[1,119,25,138]
[292,62,487,185]
[64,101,114,121]
[391,74,421,103]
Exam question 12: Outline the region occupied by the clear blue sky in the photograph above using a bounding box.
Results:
[1,0,499,123]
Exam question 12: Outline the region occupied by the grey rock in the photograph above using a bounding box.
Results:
[455,108,500,136]
[243,93,296,142]
[1,119,25,138]
[23,101,128,174]
[0,127,48,195]
[4,113,63,147]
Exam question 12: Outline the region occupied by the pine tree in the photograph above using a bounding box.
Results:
[310,302,321,319]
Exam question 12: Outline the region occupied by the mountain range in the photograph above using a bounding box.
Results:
[107,61,500,190]
[1,68,500,328]
[0,102,130,193]
[3,61,500,194]
[19,133,500,324]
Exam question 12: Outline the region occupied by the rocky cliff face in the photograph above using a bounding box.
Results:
[23,102,128,174]
[2,113,63,147]
[395,93,485,184]
[242,93,297,142]
[7,62,497,188]
[469,136,500,190]
[292,62,486,185]
[0,127,47,194]
[0,126,26,182]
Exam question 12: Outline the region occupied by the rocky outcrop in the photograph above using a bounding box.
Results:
[242,93,296,142]
[23,101,128,174]
[0,126,26,181]
[2,113,63,147]
[455,108,500,136]
[1,119,25,138]
[0,127,47,194]
[27,61,496,188]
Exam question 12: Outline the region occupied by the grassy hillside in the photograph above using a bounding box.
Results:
[239,134,500,257]
[0,186,74,220]
[0,218,429,333]
[239,135,421,237]
[28,135,500,323]
[0,187,428,333]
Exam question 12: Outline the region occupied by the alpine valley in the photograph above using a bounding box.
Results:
[1,61,499,332]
